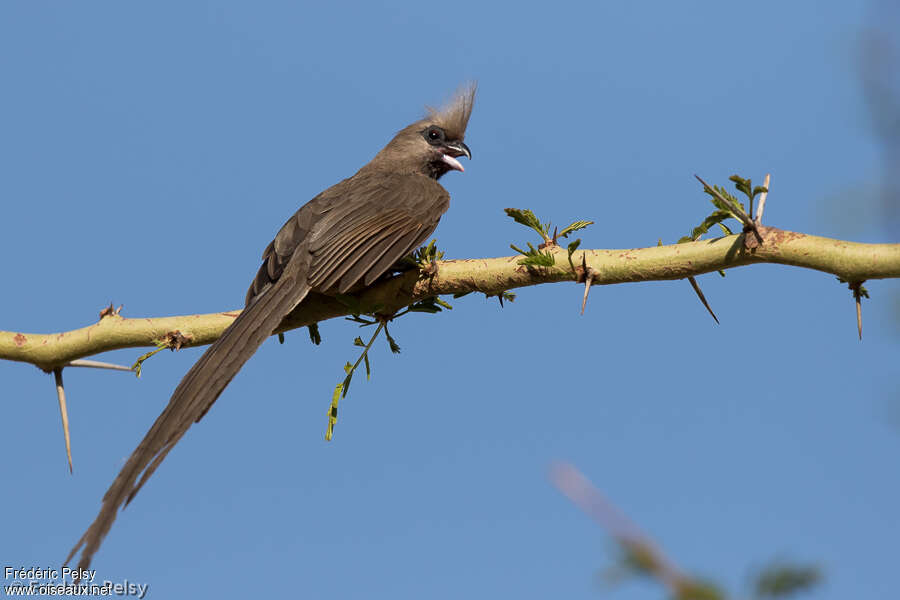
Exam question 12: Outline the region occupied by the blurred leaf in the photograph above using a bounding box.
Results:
[675,580,725,600]
[754,563,821,598]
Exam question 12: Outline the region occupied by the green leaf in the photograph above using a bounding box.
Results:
[505,207,550,241]
[353,337,365,347]
[518,252,555,267]
[434,297,453,310]
[567,238,581,257]
[558,220,594,239]
[384,326,401,354]
[325,382,343,441]
[567,238,582,271]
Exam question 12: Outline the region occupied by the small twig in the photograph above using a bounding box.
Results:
[325,320,387,441]
[695,174,763,247]
[53,368,73,474]
[755,173,771,224]
[687,277,719,324]
[65,359,134,372]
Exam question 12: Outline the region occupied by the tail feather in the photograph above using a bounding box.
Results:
[66,274,309,570]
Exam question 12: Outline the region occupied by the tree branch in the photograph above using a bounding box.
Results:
[3,227,898,372]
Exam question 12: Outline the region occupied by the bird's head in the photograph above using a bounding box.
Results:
[369,84,475,179]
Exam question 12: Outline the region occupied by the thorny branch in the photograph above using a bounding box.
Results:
[2,227,899,372]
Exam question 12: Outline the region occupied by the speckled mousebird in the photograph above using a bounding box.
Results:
[67,84,476,569]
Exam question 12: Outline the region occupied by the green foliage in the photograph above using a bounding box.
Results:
[325,288,461,439]
[505,207,593,246]
[683,173,769,278]
[510,242,556,267]
[692,173,767,234]
[504,208,552,242]
[325,322,386,441]
[413,238,444,264]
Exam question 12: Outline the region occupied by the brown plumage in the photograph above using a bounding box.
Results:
[66,84,475,569]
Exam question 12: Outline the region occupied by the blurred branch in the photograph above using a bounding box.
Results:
[550,463,822,600]
[2,227,899,371]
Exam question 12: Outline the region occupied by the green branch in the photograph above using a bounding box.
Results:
[2,227,898,371]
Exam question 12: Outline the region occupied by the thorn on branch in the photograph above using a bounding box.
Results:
[575,253,598,315]
[485,291,516,307]
[65,359,135,372]
[849,281,868,340]
[99,303,123,319]
[53,368,73,474]
[755,173,771,225]
[687,277,719,324]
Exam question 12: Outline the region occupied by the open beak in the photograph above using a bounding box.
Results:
[440,141,472,172]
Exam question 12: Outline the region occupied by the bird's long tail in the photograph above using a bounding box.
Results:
[66,273,308,570]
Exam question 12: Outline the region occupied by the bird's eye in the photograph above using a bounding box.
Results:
[422,126,445,144]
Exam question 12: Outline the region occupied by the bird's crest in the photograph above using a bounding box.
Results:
[425,82,476,140]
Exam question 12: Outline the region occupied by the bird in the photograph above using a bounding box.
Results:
[66,84,475,569]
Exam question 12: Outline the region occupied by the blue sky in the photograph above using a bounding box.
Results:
[2,1,898,598]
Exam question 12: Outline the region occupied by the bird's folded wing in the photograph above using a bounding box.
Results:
[68,172,449,570]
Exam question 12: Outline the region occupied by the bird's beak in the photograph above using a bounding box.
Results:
[440,141,472,172]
